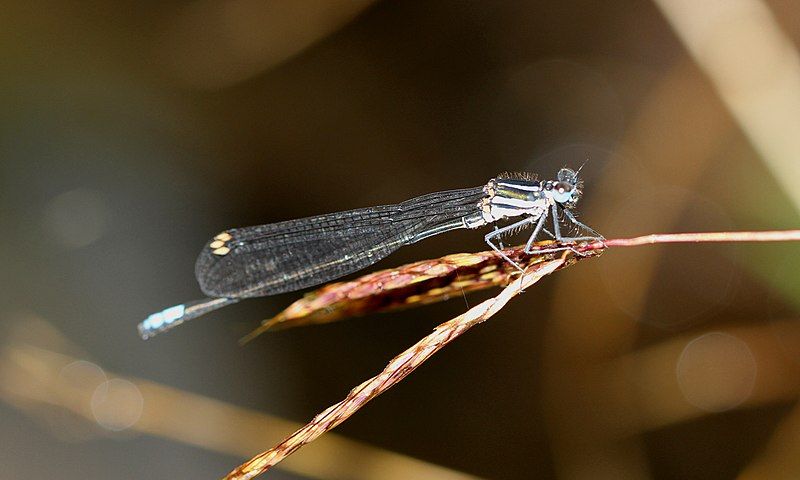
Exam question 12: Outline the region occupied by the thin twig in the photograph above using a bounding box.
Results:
[223,257,566,480]
[582,229,800,251]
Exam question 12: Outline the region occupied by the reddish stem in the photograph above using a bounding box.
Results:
[581,229,800,251]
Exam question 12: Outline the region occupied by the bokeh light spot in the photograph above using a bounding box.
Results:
[42,189,110,249]
[676,332,757,412]
[90,379,144,431]
[58,360,108,395]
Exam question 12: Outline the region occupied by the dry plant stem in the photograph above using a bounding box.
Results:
[224,228,800,479]
[583,229,800,250]
[223,258,566,480]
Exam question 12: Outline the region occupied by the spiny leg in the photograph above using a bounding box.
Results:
[531,204,585,256]
[561,208,604,241]
[523,211,549,253]
[544,207,604,256]
[485,216,536,272]
[493,225,505,249]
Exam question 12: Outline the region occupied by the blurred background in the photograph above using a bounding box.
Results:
[2,1,800,479]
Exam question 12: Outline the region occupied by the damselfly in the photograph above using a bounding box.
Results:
[138,167,602,339]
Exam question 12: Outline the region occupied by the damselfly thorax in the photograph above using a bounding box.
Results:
[139,168,602,339]
[481,177,550,222]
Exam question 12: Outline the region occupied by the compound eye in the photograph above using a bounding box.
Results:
[552,181,573,203]
[557,168,577,183]
[555,181,573,193]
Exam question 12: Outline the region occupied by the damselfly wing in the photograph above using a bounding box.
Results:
[195,187,486,298]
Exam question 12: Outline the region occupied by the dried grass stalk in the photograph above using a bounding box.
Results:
[242,241,596,342]
[223,256,567,480]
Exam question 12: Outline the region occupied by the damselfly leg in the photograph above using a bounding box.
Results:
[523,211,549,252]
[493,226,505,249]
[484,216,537,271]
[563,208,604,240]
[525,204,604,256]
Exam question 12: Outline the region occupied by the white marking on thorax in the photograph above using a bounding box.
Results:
[483,188,551,223]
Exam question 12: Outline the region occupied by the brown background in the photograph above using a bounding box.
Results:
[2,1,800,479]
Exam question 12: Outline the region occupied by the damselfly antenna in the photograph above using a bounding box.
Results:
[576,158,588,176]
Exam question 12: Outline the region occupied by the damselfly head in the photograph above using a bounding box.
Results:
[552,167,582,208]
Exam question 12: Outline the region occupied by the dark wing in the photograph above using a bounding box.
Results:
[194,187,486,298]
